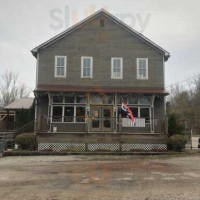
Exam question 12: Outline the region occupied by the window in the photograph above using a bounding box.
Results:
[117,95,127,105]
[51,105,86,123]
[111,58,123,79]
[128,96,138,105]
[53,95,63,103]
[76,107,86,122]
[140,108,150,122]
[104,94,113,104]
[64,106,74,122]
[76,94,87,104]
[81,57,93,78]
[140,97,150,105]
[65,94,75,103]
[52,106,63,122]
[137,58,148,79]
[90,94,103,104]
[117,106,150,121]
[130,107,138,117]
[55,56,67,78]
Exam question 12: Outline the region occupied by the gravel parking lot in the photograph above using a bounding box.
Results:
[0,154,200,200]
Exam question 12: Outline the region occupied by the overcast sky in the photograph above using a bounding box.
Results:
[0,0,200,96]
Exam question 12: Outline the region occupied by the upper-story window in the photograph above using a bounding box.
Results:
[81,57,93,78]
[137,58,148,80]
[111,57,123,79]
[55,56,67,78]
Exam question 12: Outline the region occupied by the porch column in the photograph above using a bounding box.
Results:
[6,110,9,131]
[150,95,155,133]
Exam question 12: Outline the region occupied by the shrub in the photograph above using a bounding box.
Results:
[168,114,184,136]
[15,133,37,150]
[167,134,187,152]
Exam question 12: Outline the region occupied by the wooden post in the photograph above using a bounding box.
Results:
[119,114,122,151]
[165,117,168,135]
[191,129,193,150]
[119,114,122,134]
[6,110,9,131]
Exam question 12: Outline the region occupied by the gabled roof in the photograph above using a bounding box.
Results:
[31,8,170,61]
[4,98,34,110]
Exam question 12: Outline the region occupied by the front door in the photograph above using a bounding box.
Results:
[90,106,113,132]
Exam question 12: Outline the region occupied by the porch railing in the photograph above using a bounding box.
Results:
[36,115,168,134]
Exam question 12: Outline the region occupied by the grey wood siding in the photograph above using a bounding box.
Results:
[37,14,164,88]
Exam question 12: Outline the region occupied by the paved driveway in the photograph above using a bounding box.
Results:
[0,155,200,200]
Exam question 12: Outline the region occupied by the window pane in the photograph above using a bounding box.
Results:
[117,95,127,105]
[113,72,121,78]
[130,107,138,117]
[104,94,113,104]
[140,97,150,105]
[76,107,85,122]
[139,69,146,77]
[53,95,63,103]
[83,67,90,77]
[57,66,64,76]
[140,108,150,118]
[90,94,103,104]
[52,106,62,122]
[114,59,120,69]
[64,107,74,122]
[57,57,64,66]
[65,95,74,103]
[113,59,121,78]
[84,58,91,68]
[117,107,127,118]
[76,94,87,104]
[139,60,146,69]
[128,97,138,104]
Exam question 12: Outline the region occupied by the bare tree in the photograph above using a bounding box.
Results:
[0,70,31,106]
[168,74,200,133]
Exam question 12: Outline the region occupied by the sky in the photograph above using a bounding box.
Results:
[0,0,200,96]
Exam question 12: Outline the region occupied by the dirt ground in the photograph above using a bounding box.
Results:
[0,155,200,200]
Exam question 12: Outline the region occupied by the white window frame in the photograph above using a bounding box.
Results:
[54,55,67,78]
[137,58,148,80]
[81,56,93,78]
[51,105,86,123]
[111,57,123,79]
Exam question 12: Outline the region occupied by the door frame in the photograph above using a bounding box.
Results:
[89,105,114,132]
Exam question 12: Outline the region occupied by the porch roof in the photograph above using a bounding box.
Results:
[34,85,169,95]
[4,98,34,111]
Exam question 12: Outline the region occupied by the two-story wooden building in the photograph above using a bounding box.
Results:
[32,9,170,152]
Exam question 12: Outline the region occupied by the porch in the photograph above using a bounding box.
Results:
[35,90,168,134]
[35,91,168,151]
